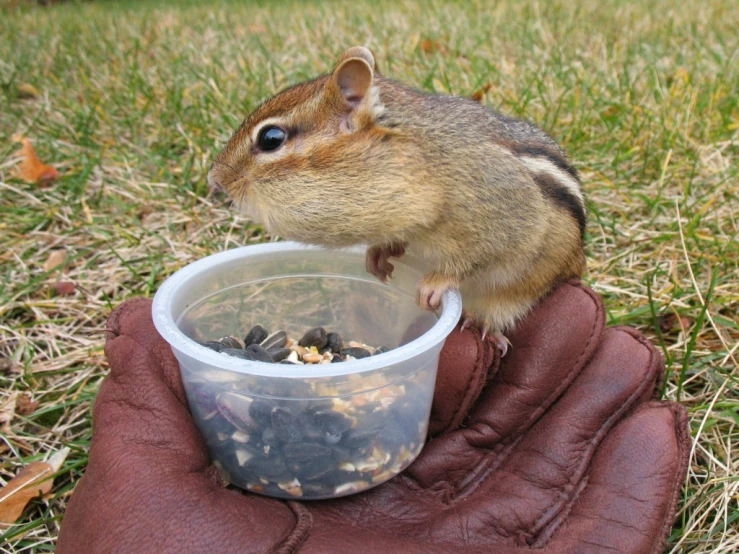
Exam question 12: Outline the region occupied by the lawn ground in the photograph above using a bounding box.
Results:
[0,0,737,551]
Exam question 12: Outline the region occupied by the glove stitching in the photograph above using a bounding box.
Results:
[271,501,313,554]
[529,474,589,548]
[452,283,604,501]
[527,328,661,545]
[444,330,487,435]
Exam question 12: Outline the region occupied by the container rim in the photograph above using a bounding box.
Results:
[151,242,463,379]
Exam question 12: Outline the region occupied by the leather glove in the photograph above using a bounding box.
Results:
[56,281,689,553]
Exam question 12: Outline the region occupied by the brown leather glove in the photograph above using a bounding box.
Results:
[56,282,689,554]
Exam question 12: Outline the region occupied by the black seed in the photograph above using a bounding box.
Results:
[312,411,353,434]
[296,457,334,481]
[246,455,287,479]
[246,344,273,363]
[299,327,328,349]
[244,325,269,347]
[261,330,287,350]
[373,346,389,355]
[379,421,406,450]
[330,445,353,461]
[191,384,217,413]
[302,402,334,415]
[222,348,257,360]
[331,356,343,363]
[341,428,376,448]
[358,409,389,431]
[326,332,343,352]
[324,432,342,445]
[261,427,281,447]
[271,408,303,442]
[283,442,332,461]
[248,399,276,427]
[340,347,371,359]
[201,341,225,352]
[218,335,243,349]
[269,347,291,362]
[279,360,296,365]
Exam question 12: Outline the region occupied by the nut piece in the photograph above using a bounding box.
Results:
[302,353,322,364]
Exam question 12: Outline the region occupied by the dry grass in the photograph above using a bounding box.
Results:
[0,0,737,551]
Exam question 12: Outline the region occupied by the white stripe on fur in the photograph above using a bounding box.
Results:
[518,156,584,206]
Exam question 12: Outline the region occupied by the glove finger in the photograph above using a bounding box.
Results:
[430,324,498,436]
[440,326,662,542]
[57,299,297,554]
[541,402,690,554]
[407,282,603,489]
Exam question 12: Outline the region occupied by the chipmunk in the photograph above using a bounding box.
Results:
[209,47,586,355]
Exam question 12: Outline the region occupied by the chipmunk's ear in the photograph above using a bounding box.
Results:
[331,47,375,111]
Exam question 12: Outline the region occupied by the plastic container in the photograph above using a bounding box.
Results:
[152,242,462,499]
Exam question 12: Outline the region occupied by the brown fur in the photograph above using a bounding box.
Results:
[209,47,586,333]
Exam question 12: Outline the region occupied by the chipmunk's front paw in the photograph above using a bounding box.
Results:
[417,273,458,311]
[366,242,406,283]
[460,310,511,356]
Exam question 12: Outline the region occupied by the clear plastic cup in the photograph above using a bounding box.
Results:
[152,242,462,499]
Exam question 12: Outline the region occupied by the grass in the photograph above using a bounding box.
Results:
[0,0,736,551]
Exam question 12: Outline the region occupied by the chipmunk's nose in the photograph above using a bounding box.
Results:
[207,165,223,191]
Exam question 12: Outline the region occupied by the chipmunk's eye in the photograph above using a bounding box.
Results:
[257,125,286,152]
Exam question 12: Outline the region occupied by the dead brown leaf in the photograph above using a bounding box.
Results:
[0,448,69,528]
[249,23,267,33]
[471,82,493,102]
[43,249,67,272]
[16,394,39,417]
[54,281,76,296]
[658,313,693,334]
[17,83,41,100]
[12,135,60,184]
[420,39,435,53]
[419,39,448,55]
[136,205,154,221]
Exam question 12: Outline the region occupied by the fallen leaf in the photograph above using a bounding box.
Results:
[0,393,18,434]
[471,82,493,102]
[12,135,60,184]
[16,394,38,417]
[17,83,40,100]
[657,313,693,334]
[420,39,436,53]
[248,23,267,33]
[0,448,69,528]
[419,39,448,55]
[136,205,154,221]
[43,249,67,272]
[54,281,76,296]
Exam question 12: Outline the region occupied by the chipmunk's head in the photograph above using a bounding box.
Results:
[209,46,436,247]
